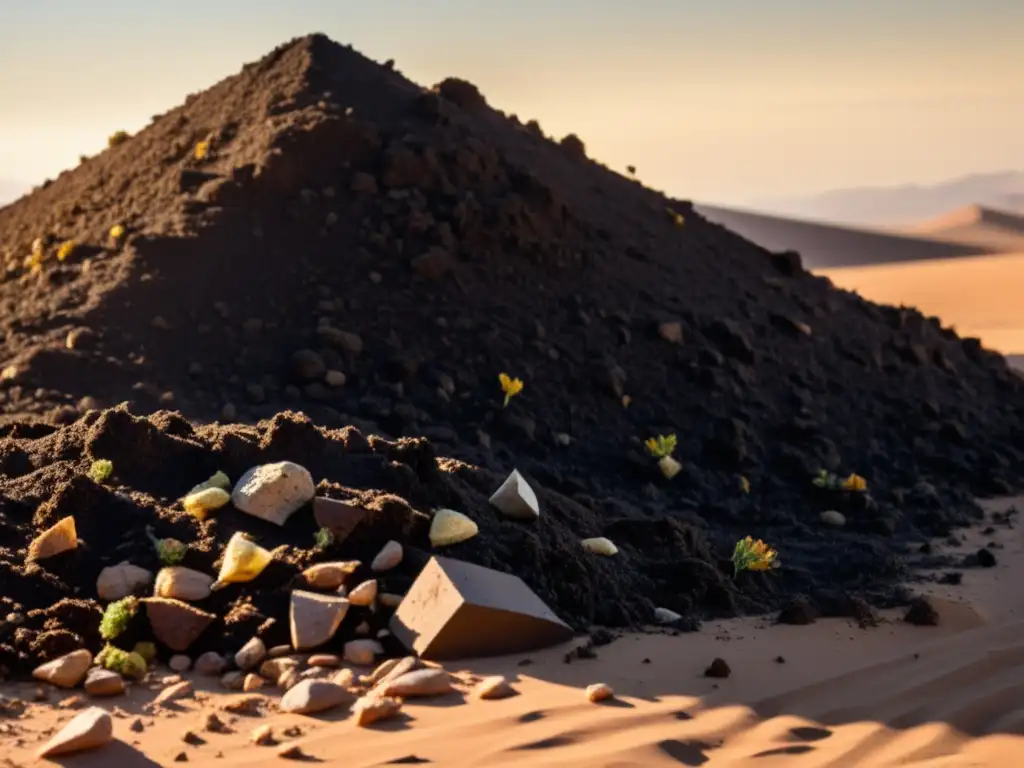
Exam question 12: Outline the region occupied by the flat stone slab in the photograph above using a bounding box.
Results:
[389,556,572,659]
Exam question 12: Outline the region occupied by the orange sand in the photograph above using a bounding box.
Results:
[5,497,1024,767]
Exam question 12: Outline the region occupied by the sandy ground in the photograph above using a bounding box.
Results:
[2,497,1022,767]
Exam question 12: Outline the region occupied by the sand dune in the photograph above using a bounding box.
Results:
[696,204,995,268]
[5,500,1024,766]
[902,205,1024,252]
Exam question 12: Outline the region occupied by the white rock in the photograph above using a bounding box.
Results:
[279,680,355,715]
[33,649,92,688]
[581,537,618,555]
[820,510,846,527]
[586,683,614,702]
[371,540,403,572]
[488,469,539,520]
[382,668,452,698]
[348,579,378,607]
[36,707,112,757]
[429,508,479,547]
[96,562,153,601]
[231,461,315,526]
[154,566,215,601]
[169,654,192,672]
[343,639,383,666]
[654,607,683,624]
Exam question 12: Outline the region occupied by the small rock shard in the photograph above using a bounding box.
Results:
[312,497,367,543]
[232,461,315,526]
[33,649,93,689]
[382,668,453,698]
[654,607,683,624]
[820,510,846,527]
[154,566,215,601]
[279,680,355,715]
[290,590,350,650]
[96,562,153,601]
[155,680,193,705]
[488,469,540,520]
[390,556,572,659]
[581,537,617,556]
[145,598,216,651]
[27,515,78,561]
[586,683,614,702]
[84,669,125,697]
[371,540,403,572]
[36,706,113,758]
[704,658,731,678]
[353,695,402,726]
[429,508,479,547]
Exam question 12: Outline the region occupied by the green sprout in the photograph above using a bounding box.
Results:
[99,597,138,640]
[89,459,113,484]
[314,527,334,551]
[146,525,187,566]
[97,644,147,679]
[731,536,780,578]
[644,434,677,459]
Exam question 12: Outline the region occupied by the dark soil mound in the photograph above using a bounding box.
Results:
[1,34,1024,675]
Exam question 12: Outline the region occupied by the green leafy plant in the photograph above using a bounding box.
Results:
[99,597,138,640]
[97,644,147,679]
[314,527,334,550]
[107,130,130,148]
[146,525,187,566]
[644,434,677,459]
[89,459,113,484]
[812,469,867,492]
[731,536,780,577]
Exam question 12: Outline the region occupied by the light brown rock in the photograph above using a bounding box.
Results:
[307,654,341,668]
[279,680,356,715]
[154,680,193,705]
[27,516,78,561]
[36,707,112,757]
[332,668,356,688]
[194,651,227,676]
[145,598,215,652]
[353,695,402,726]
[343,639,382,666]
[232,462,315,526]
[83,669,125,697]
[220,671,245,690]
[278,668,302,690]
[367,658,401,686]
[243,674,266,692]
[169,654,191,673]
[348,579,378,607]
[301,561,360,590]
[235,636,267,670]
[586,682,614,702]
[378,592,403,608]
[371,540,403,572]
[259,657,298,680]
[96,562,153,601]
[154,566,215,601]
[290,590,350,650]
[33,649,92,689]
[368,656,420,695]
[382,668,452,698]
[474,675,516,700]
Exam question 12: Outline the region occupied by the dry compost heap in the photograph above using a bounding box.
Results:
[0,34,1023,676]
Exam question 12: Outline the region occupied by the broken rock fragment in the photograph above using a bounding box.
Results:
[489,469,539,520]
[429,508,479,547]
[353,695,402,726]
[33,649,92,689]
[312,497,367,543]
[145,598,216,651]
[231,461,315,526]
[27,515,78,561]
[96,562,153,601]
[290,590,350,650]
[36,707,113,758]
[348,579,378,606]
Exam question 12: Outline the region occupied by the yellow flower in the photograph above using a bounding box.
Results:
[841,473,867,492]
[194,140,210,160]
[109,224,125,241]
[644,434,677,459]
[732,536,780,576]
[498,372,524,407]
[665,207,685,228]
[56,240,77,262]
[739,476,750,494]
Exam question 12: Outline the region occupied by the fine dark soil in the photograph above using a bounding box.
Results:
[1,34,1024,676]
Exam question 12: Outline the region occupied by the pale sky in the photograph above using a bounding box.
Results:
[1,0,1022,205]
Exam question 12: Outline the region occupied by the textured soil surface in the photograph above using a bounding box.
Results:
[1,34,1024,677]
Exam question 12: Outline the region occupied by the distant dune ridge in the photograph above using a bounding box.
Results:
[903,204,1024,252]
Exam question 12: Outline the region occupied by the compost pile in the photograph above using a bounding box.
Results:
[1,34,1024,676]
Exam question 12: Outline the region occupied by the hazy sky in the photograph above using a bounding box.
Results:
[1,0,1022,205]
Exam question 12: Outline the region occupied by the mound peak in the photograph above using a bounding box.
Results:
[0,34,1024,657]
[911,204,1024,234]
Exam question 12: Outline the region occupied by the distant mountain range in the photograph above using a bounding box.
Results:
[752,171,1024,227]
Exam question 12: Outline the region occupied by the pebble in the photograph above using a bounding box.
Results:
[279,680,355,715]
[36,706,113,757]
[382,668,452,698]
[488,469,540,520]
[586,683,614,702]
[84,669,125,697]
[474,675,516,700]
[96,562,153,601]
[348,579,378,606]
[231,461,315,526]
[204,713,229,733]
[332,668,356,688]
[353,695,402,726]
[243,674,266,692]
[32,649,93,689]
[371,540,403,572]
[278,669,302,690]
[194,651,227,676]
[307,654,341,668]
[378,592,403,608]
[155,681,193,705]
[235,637,267,670]
[169,655,192,673]
[704,658,731,678]
[301,561,360,590]
[429,508,479,547]
[344,639,383,666]
[654,607,683,624]
[251,724,276,746]
[220,671,245,690]
[259,658,298,680]
[146,598,216,652]
[820,510,846,527]
[27,516,78,560]
[325,370,346,387]
[154,567,216,601]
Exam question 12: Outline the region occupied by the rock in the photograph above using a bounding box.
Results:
[279,680,355,715]
[332,668,356,688]
[155,680,193,704]
[820,510,846,527]
[371,540,403,572]
[220,671,245,690]
[353,695,402,726]
[704,658,731,678]
[33,649,92,689]
[301,560,360,589]
[234,637,267,670]
[96,562,153,600]
[429,508,479,547]
[252,724,276,745]
[194,651,227,676]
[581,537,617,555]
[260,658,299,680]
[278,668,302,690]
[344,639,383,666]
[290,590,350,650]
[382,668,452,698]
[312,497,368,543]
[154,566,215,601]
[657,321,684,344]
[905,596,940,626]
[231,461,315,526]
[243,674,266,692]
[169,655,192,672]
[146,599,216,652]
[488,469,540,520]
[653,607,683,624]
[278,744,308,760]
[325,370,346,387]
[27,515,78,561]
[224,694,267,715]
[474,675,515,700]
[390,556,572,658]
[586,683,614,702]
[307,654,341,669]
[976,548,997,568]
[83,669,125,697]
[348,579,378,607]
[36,707,113,758]
[378,592,403,608]
[291,349,326,381]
